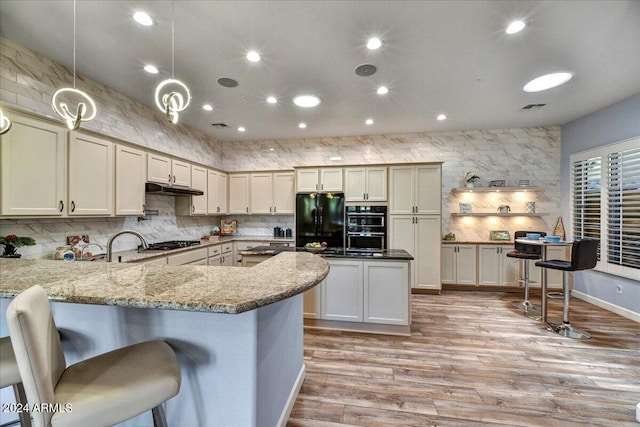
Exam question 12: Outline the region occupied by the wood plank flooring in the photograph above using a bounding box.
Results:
[288,291,640,426]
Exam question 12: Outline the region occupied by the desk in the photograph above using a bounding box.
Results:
[515,239,572,324]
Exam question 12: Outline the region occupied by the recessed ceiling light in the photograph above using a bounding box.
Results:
[143,64,158,74]
[133,11,154,26]
[202,104,213,111]
[246,51,261,62]
[523,72,573,92]
[298,123,307,129]
[376,86,389,95]
[266,96,277,104]
[238,126,246,132]
[329,156,342,161]
[269,148,275,151]
[365,118,374,125]
[293,95,322,108]
[437,114,447,121]
[506,20,526,34]
[366,37,382,50]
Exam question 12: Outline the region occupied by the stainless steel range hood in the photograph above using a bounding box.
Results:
[145,182,204,196]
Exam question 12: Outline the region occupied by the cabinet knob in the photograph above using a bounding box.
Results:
[59,200,64,212]
[192,205,195,213]
[173,175,176,184]
[71,201,76,212]
[168,174,172,183]
[273,206,276,213]
[246,207,249,213]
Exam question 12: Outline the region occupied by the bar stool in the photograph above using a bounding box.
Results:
[508,230,546,318]
[0,337,32,427]
[6,285,181,427]
[535,238,599,339]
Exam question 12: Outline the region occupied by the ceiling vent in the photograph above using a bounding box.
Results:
[521,103,546,110]
[211,123,228,128]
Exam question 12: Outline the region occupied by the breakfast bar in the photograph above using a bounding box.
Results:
[0,252,328,427]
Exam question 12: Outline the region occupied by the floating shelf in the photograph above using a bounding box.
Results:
[451,186,545,193]
[451,213,549,217]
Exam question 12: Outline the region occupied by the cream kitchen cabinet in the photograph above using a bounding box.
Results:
[530,246,568,290]
[115,144,146,216]
[389,215,441,290]
[67,132,114,216]
[441,244,477,285]
[207,170,227,214]
[303,280,323,319]
[176,165,207,215]
[250,171,295,214]
[296,168,343,192]
[478,244,518,286]
[363,260,409,325]
[389,165,441,215]
[321,259,364,322]
[1,111,67,216]
[344,167,387,202]
[167,248,208,265]
[228,173,250,214]
[147,153,191,188]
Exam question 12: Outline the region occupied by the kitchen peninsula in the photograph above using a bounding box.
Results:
[0,252,328,427]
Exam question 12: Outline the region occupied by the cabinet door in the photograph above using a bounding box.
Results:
[389,167,414,214]
[456,244,478,285]
[191,166,207,214]
[250,173,273,214]
[303,280,323,319]
[366,167,387,202]
[478,245,502,285]
[208,255,221,266]
[215,171,228,214]
[273,172,295,214]
[321,260,363,322]
[142,257,167,266]
[364,261,409,325]
[207,170,218,214]
[415,165,441,214]
[388,216,415,254]
[68,132,113,215]
[171,159,191,187]
[320,168,343,192]
[500,245,519,286]
[296,169,319,192]
[344,168,366,201]
[147,153,171,184]
[531,246,568,290]
[115,144,145,216]
[221,254,234,266]
[441,244,457,284]
[228,174,250,214]
[414,216,441,290]
[1,113,66,216]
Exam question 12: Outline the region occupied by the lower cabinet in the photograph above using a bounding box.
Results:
[478,244,518,286]
[167,248,208,265]
[306,259,410,325]
[530,246,568,290]
[441,244,477,285]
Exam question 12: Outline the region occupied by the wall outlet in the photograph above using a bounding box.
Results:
[616,284,623,295]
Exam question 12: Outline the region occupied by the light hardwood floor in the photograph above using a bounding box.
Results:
[288,291,640,426]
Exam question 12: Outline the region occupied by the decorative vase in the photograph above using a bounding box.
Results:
[554,217,566,240]
[1,243,21,258]
[526,201,536,213]
[466,182,474,188]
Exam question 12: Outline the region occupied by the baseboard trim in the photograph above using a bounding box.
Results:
[304,319,411,336]
[572,290,640,323]
[411,288,441,295]
[276,364,305,427]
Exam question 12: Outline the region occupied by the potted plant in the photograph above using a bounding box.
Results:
[0,234,36,258]
[464,171,480,188]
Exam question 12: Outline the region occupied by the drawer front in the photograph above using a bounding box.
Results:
[167,248,208,265]
[208,245,221,257]
[222,243,233,254]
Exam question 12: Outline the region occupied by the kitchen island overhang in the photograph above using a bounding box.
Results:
[0,252,328,427]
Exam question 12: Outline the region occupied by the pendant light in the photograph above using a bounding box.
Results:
[0,108,12,135]
[154,1,191,124]
[51,0,97,130]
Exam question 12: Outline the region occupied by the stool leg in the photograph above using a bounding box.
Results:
[1,383,34,427]
[547,271,590,339]
[152,404,168,427]
[511,259,541,317]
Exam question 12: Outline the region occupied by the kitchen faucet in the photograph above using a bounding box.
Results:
[106,230,149,262]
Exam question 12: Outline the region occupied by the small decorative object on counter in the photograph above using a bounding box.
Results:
[220,219,237,235]
[55,246,76,261]
[443,232,456,241]
[490,230,511,241]
[526,201,536,213]
[211,226,220,236]
[0,235,36,258]
[285,228,292,238]
[497,205,511,213]
[464,171,480,188]
[554,216,566,240]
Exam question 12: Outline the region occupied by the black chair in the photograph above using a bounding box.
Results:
[535,238,599,339]
[508,231,546,318]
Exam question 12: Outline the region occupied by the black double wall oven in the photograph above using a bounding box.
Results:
[345,205,387,252]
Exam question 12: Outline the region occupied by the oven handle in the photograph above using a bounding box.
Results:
[346,212,386,216]
[347,232,386,236]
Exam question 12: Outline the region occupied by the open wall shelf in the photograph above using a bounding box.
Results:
[451,186,545,193]
[451,213,548,217]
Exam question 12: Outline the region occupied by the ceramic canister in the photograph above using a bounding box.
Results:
[526,201,536,213]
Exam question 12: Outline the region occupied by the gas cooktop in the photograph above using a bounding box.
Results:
[142,240,201,251]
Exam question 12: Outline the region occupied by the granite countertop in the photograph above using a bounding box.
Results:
[0,251,328,314]
[240,246,414,260]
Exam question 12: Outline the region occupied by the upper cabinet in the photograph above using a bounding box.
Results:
[228,173,250,214]
[1,111,67,216]
[176,165,207,215]
[67,132,114,216]
[389,165,441,215]
[207,170,227,215]
[272,172,295,214]
[250,171,295,215]
[147,153,191,188]
[344,167,387,202]
[115,144,146,216]
[296,168,343,192]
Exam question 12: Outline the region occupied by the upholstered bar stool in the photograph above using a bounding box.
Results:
[0,337,32,427]
[535,238,599,339]
[508,231,546,318]
[6,285,181,427]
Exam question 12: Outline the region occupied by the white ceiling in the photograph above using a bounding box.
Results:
[1,1,639,143]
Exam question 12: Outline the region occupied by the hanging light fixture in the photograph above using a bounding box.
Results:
[51,0,97,130]
[155,1,191,124]
[0,108,12,135]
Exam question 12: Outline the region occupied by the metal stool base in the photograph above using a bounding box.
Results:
[546,321,591,339]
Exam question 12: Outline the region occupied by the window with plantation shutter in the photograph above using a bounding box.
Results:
[570,137,640,280]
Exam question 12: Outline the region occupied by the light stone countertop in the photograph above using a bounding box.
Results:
[0,251,328,314]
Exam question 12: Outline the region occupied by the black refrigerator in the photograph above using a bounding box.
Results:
[296,193,345,249]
